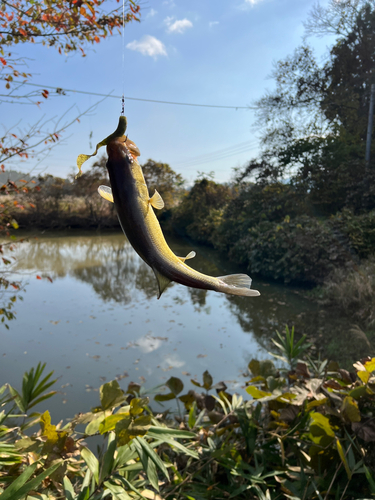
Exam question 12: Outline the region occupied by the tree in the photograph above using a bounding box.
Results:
[0,0,140,92]
[0,0,140,170]
[253,0,375,213]
[0,0,141,324]
[171,178,235,243]
[141,159,185,212]
[257,0,375,143]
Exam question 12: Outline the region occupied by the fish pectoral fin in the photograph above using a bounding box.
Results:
[98,185,114,203]
[153,268,172,299]
[149,190,165,210]
[217,274,260,297]
[178,251,196,263]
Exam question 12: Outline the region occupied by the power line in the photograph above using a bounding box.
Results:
[7,80,255,110]
[174,139,259,168]
[175,146,259,169]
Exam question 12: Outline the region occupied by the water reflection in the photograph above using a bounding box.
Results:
[10,230,369,366]
[13,232,227,310]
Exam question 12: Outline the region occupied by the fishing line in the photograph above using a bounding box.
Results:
[121,0,126,115]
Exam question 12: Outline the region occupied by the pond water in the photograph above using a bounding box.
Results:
[0,231,362,421]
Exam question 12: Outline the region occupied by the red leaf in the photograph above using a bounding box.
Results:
[0,57,6,66]
[36,275,42,280]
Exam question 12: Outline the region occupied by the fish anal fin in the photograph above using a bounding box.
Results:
[98,185,114,203]
[178,251,196,263]
[149,190,164,210]
[153,268,172,299]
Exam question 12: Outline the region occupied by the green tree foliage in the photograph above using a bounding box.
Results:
[322,4,375,139]
[215,179,308,253]
[171,178,235,244]
[141,159,185,215]
[254,0,375,214]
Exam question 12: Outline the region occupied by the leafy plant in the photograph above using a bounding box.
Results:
[1,328,375,499]
[270,325,311,370]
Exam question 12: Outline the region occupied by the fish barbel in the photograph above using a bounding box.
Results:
[77,117,260,299]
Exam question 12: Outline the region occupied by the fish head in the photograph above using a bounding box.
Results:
[106,136,128,162]
[106,136,141,164]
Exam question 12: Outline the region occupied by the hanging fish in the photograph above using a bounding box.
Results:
[77,117,260,299]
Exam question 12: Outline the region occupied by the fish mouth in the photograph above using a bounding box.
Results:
[125,139,141,158]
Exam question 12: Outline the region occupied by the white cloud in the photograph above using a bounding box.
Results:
[146,8,157,18]
[163,0,175,7]
[244,0,264,4]
[209,21,219,28]
[126,35,167,59]
[136,335,164,354]
[165,17,193,34]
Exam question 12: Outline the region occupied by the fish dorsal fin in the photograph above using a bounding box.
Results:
[149,190,164,210]
[218,274,252,289]
[152,268,172,299]
[98,185,114,203]
[178,251,196,263]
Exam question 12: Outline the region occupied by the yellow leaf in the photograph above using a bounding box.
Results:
[358,370,370,384]
[310,412,335,437]
[336,437,352,479]
[40,411,59,444]
[306,398,328,412]
[341,396,361,423]
[246,386,272,399]
[364,358,375,373]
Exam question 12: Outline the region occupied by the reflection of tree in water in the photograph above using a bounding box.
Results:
[14,235,130,278]
[187,288,212,314]
[224,286,370,365]
[224,291,295,352]
[73,253,138,305]
[133,262,168,299]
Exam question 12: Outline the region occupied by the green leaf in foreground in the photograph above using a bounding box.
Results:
[0,462,61,500]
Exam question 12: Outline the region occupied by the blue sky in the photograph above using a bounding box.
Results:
[3,0,333,184]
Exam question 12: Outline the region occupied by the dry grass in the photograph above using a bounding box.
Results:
[322,256,375,326]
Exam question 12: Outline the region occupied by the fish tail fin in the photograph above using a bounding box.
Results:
[216,274,260,297]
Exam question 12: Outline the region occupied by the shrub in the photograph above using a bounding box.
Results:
[215,182,307,253]
[333,209,375,259]
[231,216,352,284]
[170,178,235,244]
